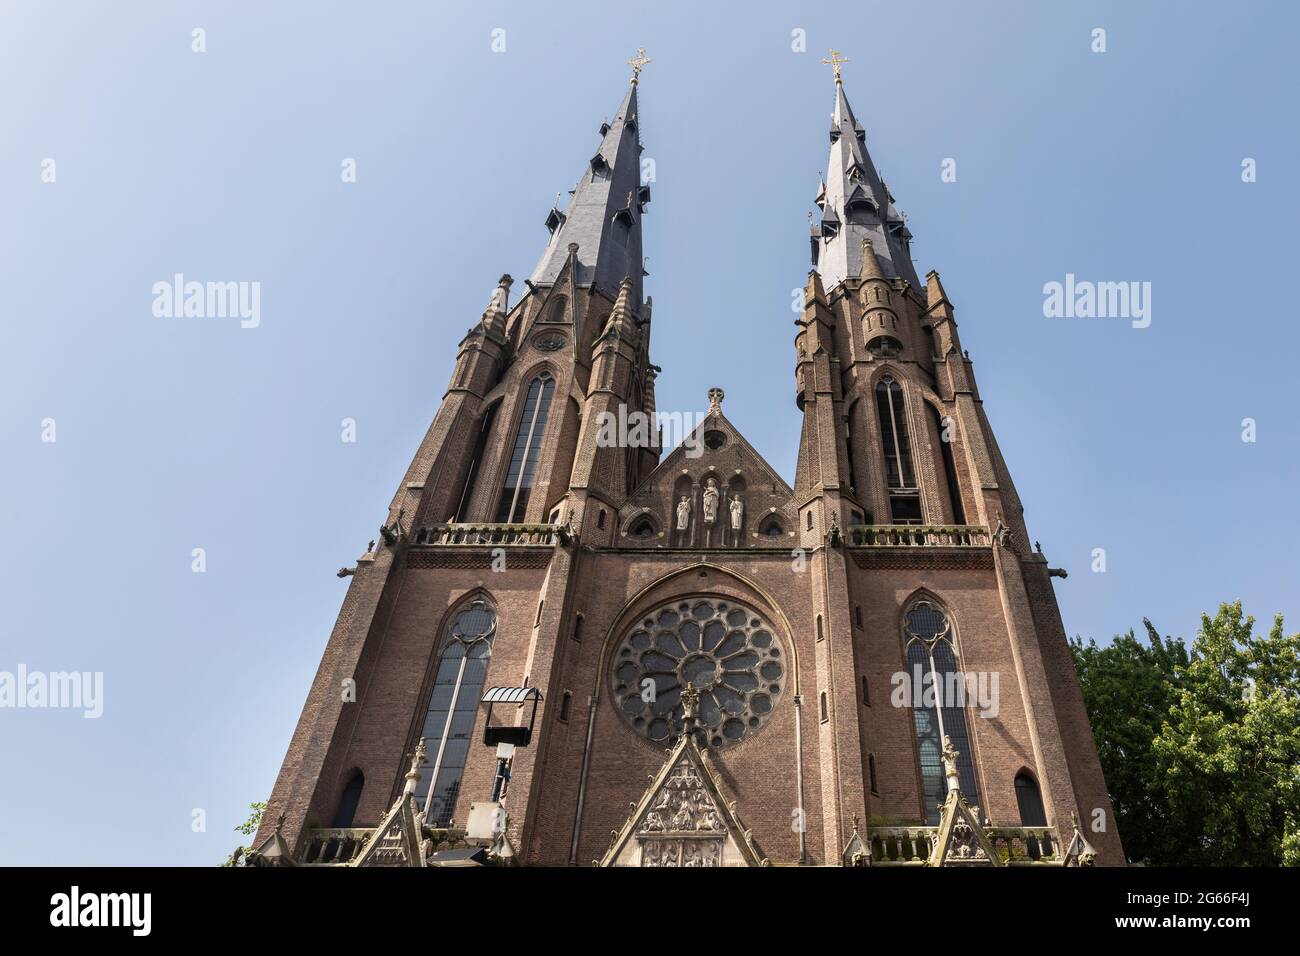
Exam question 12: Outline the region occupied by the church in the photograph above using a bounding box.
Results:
[250,51,1123,867]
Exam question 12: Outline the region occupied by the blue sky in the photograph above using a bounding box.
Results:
[2,1,1296,865]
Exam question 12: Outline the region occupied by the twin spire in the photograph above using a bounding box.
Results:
[525,49,919,316]
[528,54,650,309]
[812,52,921,291]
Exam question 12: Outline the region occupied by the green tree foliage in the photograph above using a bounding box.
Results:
[1070,620,1187,865]
[1153,603,1300,866]
[221,801,267,867]
[1072,602,1300,866]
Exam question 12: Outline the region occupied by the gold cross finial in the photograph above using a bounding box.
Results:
[822,48,849,83]
[627,47,651,85]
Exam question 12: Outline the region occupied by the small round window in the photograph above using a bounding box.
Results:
[534,332,567,352]
[611,598,785,747]
[703,430,726,450]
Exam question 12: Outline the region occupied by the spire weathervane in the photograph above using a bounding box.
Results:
[822,48,849,83]
[627,47,651,85]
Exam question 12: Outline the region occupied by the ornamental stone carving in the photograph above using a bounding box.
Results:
[702,478,719,525]
[636,759,725,867]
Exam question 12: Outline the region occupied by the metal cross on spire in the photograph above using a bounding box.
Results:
[627,47,651,85]
[821,48,849,83]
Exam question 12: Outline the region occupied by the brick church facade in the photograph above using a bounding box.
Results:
[252,56,1123,867]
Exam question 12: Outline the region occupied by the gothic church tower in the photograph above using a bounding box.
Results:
[253,56,1122,868]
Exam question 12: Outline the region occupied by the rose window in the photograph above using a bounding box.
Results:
[612,598,786,747]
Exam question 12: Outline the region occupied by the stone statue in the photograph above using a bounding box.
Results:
[676,496,691,531]
[702,479,719,525]
[729,496,743,532]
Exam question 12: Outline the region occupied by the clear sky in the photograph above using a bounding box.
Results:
[2,1,1296,865]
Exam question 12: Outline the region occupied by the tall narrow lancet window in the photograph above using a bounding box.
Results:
[930,405,966,525]
[496,373,555,522]
[1014,772,1048,827]
[413,598,497,827]
[876,376,921,524]
[903,599,980,824]
[331,770,365,828]
[451,403,498,522]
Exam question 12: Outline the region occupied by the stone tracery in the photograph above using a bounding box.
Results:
[612,597,786,747]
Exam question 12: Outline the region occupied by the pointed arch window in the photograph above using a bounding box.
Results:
[331,770,365,828]
[903,598,981,824]
[414,598,497,827]
[451,402,498,522]
[496,373,555,522]
[876,376,921,524]
[931,404,966,525]
[1015,772,1048,827]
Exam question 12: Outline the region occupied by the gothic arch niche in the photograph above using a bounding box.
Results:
[447,398,500,522]
[541,293,568,324]
[1014,769,1047,827]
[899,591,982,824]
[670,474,694,545]
[926,401,966,525]
[331,769,365,828]
[757,512,785,539]
[727,475,747,544]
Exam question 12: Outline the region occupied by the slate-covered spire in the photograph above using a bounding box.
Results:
[812,69,920,291]
[529,73,649,307]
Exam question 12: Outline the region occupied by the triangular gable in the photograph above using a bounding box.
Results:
[599,727,767,867]
[631,404,793,503]
[928,789,1001,867]
[842,815,869,867]
[352,793,424,868]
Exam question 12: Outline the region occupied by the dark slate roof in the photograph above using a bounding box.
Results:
[813,80,921,291]
[528,83,647,308]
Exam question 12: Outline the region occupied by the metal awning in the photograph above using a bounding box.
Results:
[481,686,543,704]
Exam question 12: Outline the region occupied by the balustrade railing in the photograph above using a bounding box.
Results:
[988,827,1057,863]
[867,825,1060,865]
[867,826,934,864]
[846,524,990,548]
[299,828,372,865]
[411,522,565,548]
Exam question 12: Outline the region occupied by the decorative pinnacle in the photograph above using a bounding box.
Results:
[627,47,651,85]
[822,48,849,83]
[707,387,725,414]
[403,737,428,795]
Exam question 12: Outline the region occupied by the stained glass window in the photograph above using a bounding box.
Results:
[496,374,555,522]
[413,598,496,827]
[611,598,785,748]
[903,600,981,824]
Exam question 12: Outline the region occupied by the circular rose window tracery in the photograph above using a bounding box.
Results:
[612,598,786,747]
